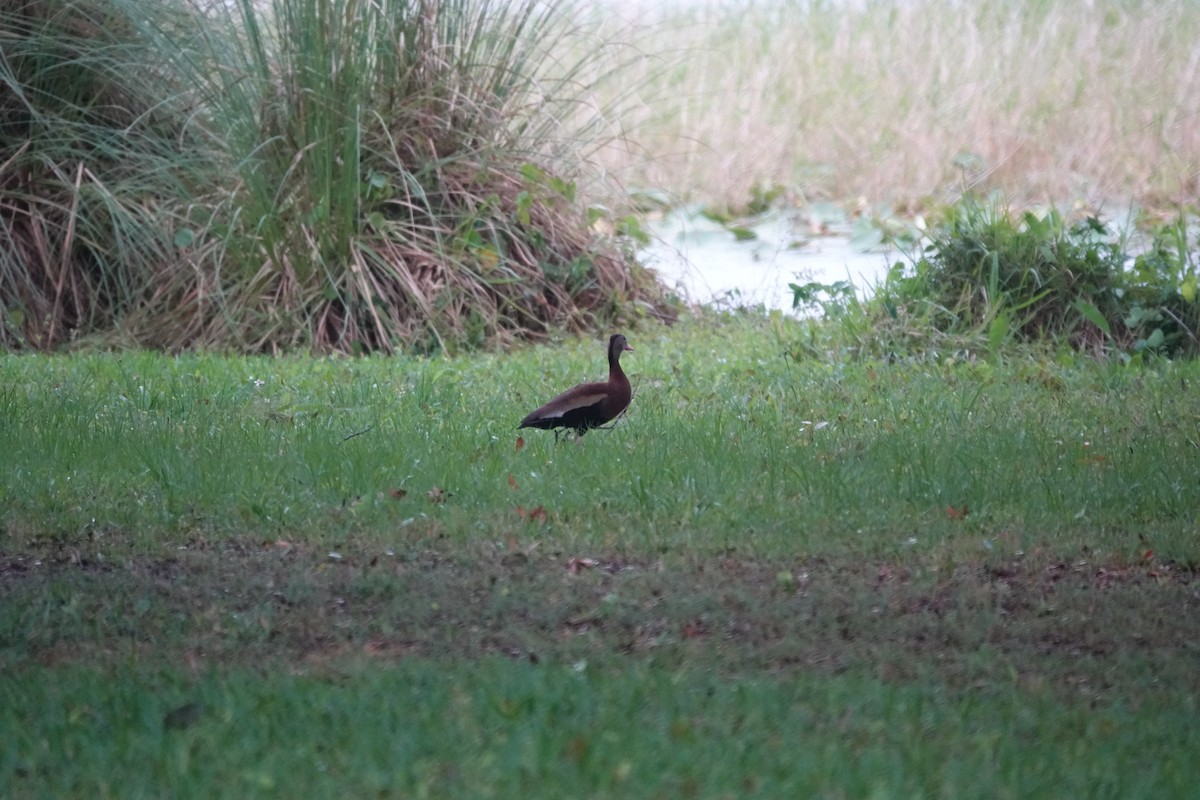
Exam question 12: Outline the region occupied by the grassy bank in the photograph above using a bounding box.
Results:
[3,315,1199,795]
[595,0,1200,210]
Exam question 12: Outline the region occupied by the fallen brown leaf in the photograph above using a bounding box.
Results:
[426,486,449,504]
[945,504,969,520]
[515,505,547,523]
[566,556,599,574]
[364,639,417,658]
[507,474,519,490]
[515,436,525,452]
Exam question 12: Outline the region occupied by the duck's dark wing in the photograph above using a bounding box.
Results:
[519,382,608,430]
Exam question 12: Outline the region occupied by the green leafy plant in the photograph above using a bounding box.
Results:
[790,197,1200,363]
[906,198,1126,344]
[788,279,857,318]
[1119,217,1199,356]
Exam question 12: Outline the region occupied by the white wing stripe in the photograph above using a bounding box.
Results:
[542,392,605,418]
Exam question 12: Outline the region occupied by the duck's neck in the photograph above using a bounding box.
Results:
[608,346,626,383]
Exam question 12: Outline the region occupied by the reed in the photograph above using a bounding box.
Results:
[595,0,1200,209]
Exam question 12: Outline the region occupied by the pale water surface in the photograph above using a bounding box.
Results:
[641,206,899,314]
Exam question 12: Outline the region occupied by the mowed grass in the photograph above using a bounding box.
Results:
[3,315,1200,796]
[6,663,1198,798]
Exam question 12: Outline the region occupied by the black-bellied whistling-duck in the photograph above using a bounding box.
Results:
[519,334,633,437]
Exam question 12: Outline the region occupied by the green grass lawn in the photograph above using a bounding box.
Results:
[3,314,1199,797]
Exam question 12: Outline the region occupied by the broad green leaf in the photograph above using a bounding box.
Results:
[988,312,1010,354]
[1074,300,1111,335]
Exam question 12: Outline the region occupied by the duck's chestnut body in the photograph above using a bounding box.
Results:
[519,334,633,436]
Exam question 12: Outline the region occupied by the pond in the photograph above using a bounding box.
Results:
[640,204,903,314]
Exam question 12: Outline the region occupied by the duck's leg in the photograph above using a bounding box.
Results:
[590,410,628,433]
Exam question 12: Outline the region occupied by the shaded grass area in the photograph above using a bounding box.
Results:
[4,541,1197,697]
[3,315,1200,794]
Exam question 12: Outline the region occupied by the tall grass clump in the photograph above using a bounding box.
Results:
[0,0,202,350]
[166,0,658,353]
[0,0,659,353]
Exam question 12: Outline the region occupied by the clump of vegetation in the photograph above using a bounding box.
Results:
[788,197,1198,362]
[0,0,661,353]
[1120,217,1200,355]
[0,0,194,351]
[890,200,1128,346]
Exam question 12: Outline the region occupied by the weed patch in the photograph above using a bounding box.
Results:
[793,198,1199,360]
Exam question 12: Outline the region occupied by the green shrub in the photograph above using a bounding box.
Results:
[1120,217,1199,357]
[891,199,1126,345]
[792,197,1198,362]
